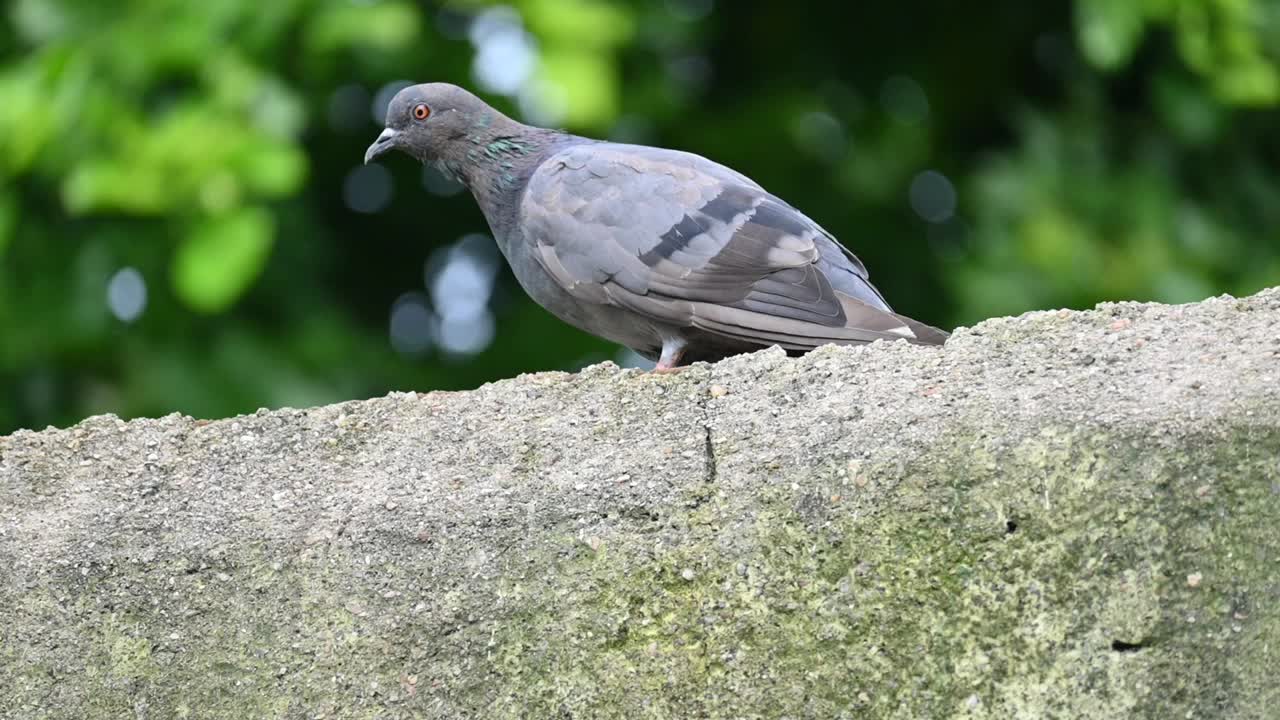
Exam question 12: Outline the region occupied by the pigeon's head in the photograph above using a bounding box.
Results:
[364,83,499,165]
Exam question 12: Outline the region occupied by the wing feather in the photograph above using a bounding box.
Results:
[520,143,946,350]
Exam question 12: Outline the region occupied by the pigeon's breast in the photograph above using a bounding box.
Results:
[496,223,667,355]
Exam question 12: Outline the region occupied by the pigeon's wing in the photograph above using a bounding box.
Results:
[519,143,946,351]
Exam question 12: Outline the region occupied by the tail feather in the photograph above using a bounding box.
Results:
[895,314,950,345]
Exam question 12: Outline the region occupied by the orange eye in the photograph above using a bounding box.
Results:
[412,103,430,120]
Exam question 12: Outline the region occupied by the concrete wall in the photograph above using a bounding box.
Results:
[3,288,1278,719]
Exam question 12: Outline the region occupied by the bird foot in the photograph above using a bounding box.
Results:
[651,364,689,374]
[653,338,687,373]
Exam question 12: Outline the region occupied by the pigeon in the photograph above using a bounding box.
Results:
[365,83,948,370]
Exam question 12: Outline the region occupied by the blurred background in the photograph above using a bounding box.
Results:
[2,0,1279,434]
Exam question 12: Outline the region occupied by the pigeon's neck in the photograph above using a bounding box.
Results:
[437,115,565,222]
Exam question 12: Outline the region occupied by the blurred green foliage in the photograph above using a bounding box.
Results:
[1,0,1278,434]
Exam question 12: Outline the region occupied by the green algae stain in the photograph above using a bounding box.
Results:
[480,423,1280,719]
[106,631,154,680]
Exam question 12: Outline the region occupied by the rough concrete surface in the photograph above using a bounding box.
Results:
[2,288,1279,719]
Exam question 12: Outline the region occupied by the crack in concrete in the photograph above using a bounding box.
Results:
[703,422,717,485]
[701,374,718,486]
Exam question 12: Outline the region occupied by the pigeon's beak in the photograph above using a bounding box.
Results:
[364,128,399,164]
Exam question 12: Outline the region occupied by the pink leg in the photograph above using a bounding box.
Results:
[653,339,687,373]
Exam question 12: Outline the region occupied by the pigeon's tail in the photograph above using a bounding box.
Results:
[896,314,950,346]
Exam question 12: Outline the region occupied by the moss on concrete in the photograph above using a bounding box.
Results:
[474,425,1279,719]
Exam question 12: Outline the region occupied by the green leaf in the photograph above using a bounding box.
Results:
[0,48,70,176]
[305,2,421,53]
[172,206,275,314]
[538,50,618,128]
[62,158,169,214]
[236,141,308,198]
[9,0,71,44]
[521,0,634,48]
[1214,60,1280,106]
[1075,0,1147,70]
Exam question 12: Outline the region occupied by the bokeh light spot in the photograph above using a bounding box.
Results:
[107,267,147,323]
[344,164,393,214]
[430,241,497,321]
[436,312,496,356]
[517,81,568,127]
[389,292,434,356]
[469,6,536,96]
[426,234,501,357]
[791,111,846,163]
[909,170,957,223]
[881,75,930,124]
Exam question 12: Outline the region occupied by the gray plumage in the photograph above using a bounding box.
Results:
[366,83,948,370]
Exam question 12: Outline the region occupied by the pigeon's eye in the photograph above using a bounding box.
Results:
[412,103,431,121]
